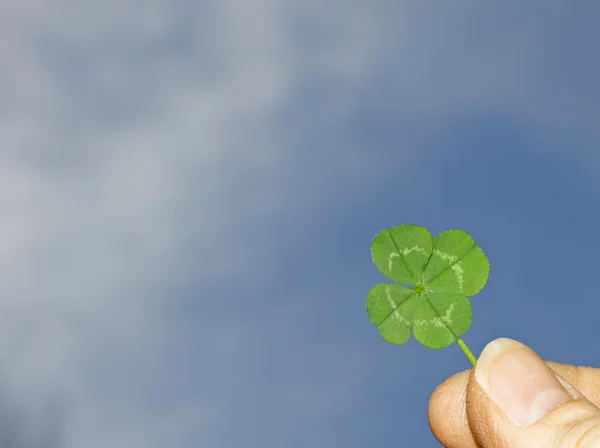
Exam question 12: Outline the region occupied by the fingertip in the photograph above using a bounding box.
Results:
[428,370,477,448]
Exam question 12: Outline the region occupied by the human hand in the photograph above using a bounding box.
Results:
[428,338,600,447]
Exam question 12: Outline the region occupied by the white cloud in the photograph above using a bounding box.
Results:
[0,0,350,444]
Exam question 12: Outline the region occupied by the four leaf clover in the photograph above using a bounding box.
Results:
[365,224,490,364]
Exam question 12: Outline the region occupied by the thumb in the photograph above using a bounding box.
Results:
[466,338,600,448]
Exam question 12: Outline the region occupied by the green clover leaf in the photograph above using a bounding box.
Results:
[366,224,490,364]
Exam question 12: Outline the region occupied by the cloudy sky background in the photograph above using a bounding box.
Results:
[1,1,600,447]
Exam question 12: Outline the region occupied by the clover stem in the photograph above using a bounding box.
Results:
[456,338,476,366]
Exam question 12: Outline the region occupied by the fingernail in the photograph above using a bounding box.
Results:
[475,338,571,426]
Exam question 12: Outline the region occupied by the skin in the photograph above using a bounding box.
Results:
[428,362,600,447]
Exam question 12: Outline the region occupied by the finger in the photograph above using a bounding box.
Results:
[466,338,600,447]
[428,355,600,447]
[428,369,478,448]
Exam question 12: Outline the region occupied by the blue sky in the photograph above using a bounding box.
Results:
[1,1,600,447]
